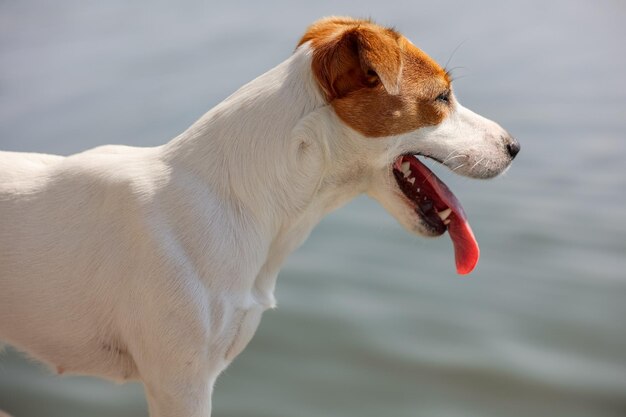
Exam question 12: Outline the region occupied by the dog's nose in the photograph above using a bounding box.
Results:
[505,136,520,159]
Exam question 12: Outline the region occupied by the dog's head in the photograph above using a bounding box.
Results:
[298,17,519,274]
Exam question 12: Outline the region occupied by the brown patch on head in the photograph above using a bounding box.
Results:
[299,17,452,138]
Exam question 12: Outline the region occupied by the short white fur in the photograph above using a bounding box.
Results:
[0,36,514,416]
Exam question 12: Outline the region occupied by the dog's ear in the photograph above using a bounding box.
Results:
[301,21,403,101]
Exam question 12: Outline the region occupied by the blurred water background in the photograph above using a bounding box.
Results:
[1,1,626,416]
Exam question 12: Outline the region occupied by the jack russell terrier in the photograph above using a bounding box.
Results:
[0,17,519,417]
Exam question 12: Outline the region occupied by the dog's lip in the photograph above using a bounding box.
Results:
[392,154,480,275]
[392,162,447,236]
[412,152,444,165]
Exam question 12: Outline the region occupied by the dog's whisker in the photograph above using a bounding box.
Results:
[442,154,468,164]
[451,163,467,172]
[470,158,485,171]
[443,149,459,162]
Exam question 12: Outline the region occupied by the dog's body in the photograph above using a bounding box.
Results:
[0,18,518,416]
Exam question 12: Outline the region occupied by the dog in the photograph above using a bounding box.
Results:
[0,17,519,416]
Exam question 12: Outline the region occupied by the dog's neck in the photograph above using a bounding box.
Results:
[164,44,365,225]
[161,44,374,299]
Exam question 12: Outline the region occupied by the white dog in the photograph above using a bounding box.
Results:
[0,17,519,416]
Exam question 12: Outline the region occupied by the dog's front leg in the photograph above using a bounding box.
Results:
[138,332,231,417]
[127,290,224,417]
[138,336,222,417]
[144,374,216,417]
[131,289,266,417]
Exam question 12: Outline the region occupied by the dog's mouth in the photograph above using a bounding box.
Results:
[392,155,479,275]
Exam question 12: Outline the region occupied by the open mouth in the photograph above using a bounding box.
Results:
[392,155,479,275]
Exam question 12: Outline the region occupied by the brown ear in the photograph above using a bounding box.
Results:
[303,22,403,101]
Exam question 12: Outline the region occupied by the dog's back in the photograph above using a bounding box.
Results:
[0,150,65,273]
[0,150,63,183]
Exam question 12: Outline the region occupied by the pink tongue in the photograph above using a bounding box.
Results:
[408,156,480,275]
[447,214,480,275]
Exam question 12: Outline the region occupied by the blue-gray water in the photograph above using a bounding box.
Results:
[1,1,626,416]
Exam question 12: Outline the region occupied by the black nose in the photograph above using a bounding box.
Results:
[506,137,520,159]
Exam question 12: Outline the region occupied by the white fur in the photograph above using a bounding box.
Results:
[0,42,514,416]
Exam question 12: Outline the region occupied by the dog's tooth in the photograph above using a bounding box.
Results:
[401,162,411,177]
[437,208,452,221]
[443,219,451,225]
[408,177,415,185]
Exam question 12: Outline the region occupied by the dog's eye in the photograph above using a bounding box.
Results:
[365,69,380,87]
[436,91,450,104]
